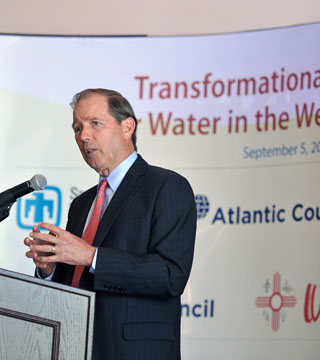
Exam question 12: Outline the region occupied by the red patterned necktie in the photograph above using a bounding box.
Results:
[71,179,107,288]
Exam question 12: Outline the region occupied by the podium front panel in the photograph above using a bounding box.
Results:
[0,268,95,360]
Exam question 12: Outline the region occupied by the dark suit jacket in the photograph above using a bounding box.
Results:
[52,155,197,360]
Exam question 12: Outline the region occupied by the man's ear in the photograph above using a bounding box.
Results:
[122,117,136,139]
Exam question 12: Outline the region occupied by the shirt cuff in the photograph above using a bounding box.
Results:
[36,265,56,280]
[89,248,98,273]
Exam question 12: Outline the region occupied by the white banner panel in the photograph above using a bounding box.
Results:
[0,23,319,359]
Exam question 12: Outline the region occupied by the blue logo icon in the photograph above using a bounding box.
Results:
[16,186,62,229]
[195,194,210,219]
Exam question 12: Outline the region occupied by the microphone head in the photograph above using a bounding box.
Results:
[30,174,47,191]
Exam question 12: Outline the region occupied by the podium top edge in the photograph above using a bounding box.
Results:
[0,267,95,299]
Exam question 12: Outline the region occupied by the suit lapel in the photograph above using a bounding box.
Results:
[93,155,147,247]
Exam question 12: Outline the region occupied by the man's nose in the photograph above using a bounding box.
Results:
[79,126,92,141]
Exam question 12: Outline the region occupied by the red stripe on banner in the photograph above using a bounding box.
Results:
[272,311,280,332]
[274,273,281,293]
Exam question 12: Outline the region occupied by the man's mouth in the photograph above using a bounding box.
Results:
[85,148,96,154]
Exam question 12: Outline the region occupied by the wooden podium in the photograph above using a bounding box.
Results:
[0,268,95,360]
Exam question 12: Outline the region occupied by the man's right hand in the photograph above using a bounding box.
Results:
[24,224,56,278]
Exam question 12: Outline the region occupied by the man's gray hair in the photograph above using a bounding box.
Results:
[70,88,138,151]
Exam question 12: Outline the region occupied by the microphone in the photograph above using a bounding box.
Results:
[0,174,47,209]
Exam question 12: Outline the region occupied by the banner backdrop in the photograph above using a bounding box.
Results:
[0,23,319,359]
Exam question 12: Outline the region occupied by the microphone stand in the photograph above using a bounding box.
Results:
[0,191,16,222]
[0,201,15,222]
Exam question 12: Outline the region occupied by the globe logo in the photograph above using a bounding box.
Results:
[195,194,210,219]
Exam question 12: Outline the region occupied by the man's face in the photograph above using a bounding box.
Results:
[72,93,134,177]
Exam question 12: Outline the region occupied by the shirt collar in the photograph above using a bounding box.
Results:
[99,151,138,193]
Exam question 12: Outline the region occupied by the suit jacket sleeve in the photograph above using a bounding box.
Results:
[93,170,197,298]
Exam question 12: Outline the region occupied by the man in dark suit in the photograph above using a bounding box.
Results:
[24,89,197,360]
